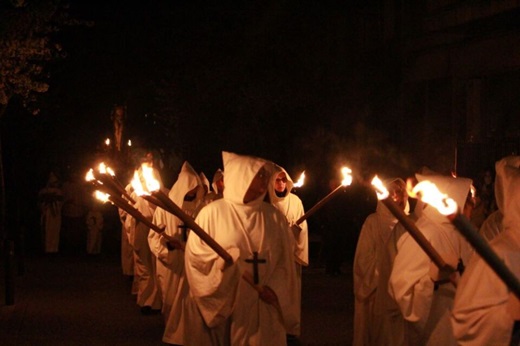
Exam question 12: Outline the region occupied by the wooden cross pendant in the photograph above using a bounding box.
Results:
[177,224,189,241]
[245,251,266,284]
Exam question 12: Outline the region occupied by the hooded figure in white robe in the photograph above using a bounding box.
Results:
[212,169,224,197]
[267,165,308,337]
[389,174,473,345]
[38,172,63,253]
[149,161,204,345]
[202,168,224,206]
[353,178,408,346]
[85,202,103,255]
[452,156,520,345]
[184,151,299,345]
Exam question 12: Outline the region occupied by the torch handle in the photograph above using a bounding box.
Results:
[295,184,343,225]
[106,175,135,203]
[110,175,136,204]
[152,191,234,265]
[382,198,455,272]
[109,195,165,235]
[94,172,136,204]
[119,187,137,205]
[449,213,520,299]
[140,194,168,211]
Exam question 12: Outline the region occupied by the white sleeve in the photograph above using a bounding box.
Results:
[452,248,514,345]
[389,232,434,330]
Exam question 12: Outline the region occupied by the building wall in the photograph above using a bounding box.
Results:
[391,1,520,175]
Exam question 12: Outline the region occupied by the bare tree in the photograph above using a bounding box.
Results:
[0,0,76,243]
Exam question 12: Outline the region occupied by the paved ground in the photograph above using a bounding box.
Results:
[0,239,354,346]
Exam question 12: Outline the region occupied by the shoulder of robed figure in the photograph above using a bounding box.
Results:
[361,211,380,227]
[262,201,289,224]
[289,191,305,207]
[195,198,228,219]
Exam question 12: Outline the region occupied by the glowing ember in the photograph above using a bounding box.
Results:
[127,139,132,146]
[105,138,110,146]
[410,180,458,215]
[293,171,305,188]
[341,167,353,187]
[371,175,389,200]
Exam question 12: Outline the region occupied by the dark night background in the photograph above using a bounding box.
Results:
[7,1,423,175]
[2,0,520,252]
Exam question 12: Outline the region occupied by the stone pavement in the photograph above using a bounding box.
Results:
[0,245,354,345]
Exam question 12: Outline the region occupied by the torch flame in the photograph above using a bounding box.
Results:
[341,167,353,187]
[371,175,389,200]
[131,164,161,196]
[142,164,161,192]
[106,166,116,177]
[131,170,148,196]
[105,138,110,146]
[96,162,116,179]
[293,171,305,188]
[85,169,95,182]
[98,162,107,174]
[127,139,132,146]
[410,180,458,215]
[94,190,109,203]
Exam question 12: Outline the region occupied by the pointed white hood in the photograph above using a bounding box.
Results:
[416,173,472,224]
[199,172,210,192]
[222,151,270,205]
[211,168,224,193]
[168,161,202,207]
[267,165,294,204]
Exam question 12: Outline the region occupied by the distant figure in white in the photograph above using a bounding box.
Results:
[38,171,64,253]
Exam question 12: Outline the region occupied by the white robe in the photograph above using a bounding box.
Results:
[148,161,203,345]
[389,174,473,345]
[452,156,520,345]
[39,186,63,253]
[478,210,504,242]
[119,200,135,277]
[379,222,411,346]
[478,168,505,243]
[451,230,519,345]
[184,151,298,345]
[353,201,399,346]
[267,165,308,336]
[374,201,425,346]
[86,210,103,254]
[130,191,162,309]
[119,205,138,294]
